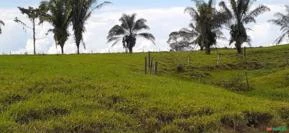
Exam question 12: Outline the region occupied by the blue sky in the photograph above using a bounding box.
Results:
[0,0,289,54]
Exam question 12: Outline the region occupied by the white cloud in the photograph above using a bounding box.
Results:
[0,4,288,54]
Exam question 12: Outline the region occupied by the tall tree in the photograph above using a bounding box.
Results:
[71,0,110,54]
[269,5,289,44]
[0,20,4,34]
[168,24,199,51]
[39,0,72,54]
[168,31,192,51]
[186,0,230,54]
[220,0,270,54]
[107,14,155,53]
[15,7,43,55]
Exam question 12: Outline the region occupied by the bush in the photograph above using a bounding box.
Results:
[176,64,185,73]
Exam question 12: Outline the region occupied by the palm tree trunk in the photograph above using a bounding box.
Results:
[200,46,204,51]
[235,41,242,54]
[77,45,80,54]
[205,44,211,55]
[61,46,64,55]
[32,19,36,55]
[128,47,133,54]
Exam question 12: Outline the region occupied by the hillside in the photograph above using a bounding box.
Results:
[0,45,288,132]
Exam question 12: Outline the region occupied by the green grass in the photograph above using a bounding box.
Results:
[0,45,288,132]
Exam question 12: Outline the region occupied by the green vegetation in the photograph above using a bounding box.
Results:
[15,6,44,55]
[220,0,270,54]
[0,45,288,132]
[270,5,289,44]
[184,0,230,54]
[107,13,155,54]
[71,0,111,54]
[39,0,73,55]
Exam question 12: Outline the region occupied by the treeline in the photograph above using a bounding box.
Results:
[0,0,289,55]
[168,0,289,54]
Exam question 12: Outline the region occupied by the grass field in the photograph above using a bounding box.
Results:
[0,45,288,132]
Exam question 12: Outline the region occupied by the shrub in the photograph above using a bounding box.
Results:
[176,64,185,73]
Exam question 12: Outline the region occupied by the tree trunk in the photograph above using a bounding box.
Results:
[32,19,36,55]
[200,46,204,51]
[61,46,64,55]
[128,46,133,54]
[205,44,211,55]
[235,41,242,54]
[77,45,80,55]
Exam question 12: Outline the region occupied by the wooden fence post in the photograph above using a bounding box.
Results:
[217,53,221,65]
[150,57,154,74]
[243,47,247,63]
[145,56,148,74]
[145,52,159,75]
[155,62,158,75]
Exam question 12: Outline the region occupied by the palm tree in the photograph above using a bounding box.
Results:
[107,14,155,53]
[39,0,72,54]
[16,7,43,55]
[269,5,289,44]
[71,0,110,54]
[0,20,4,34]
[219,0,270,54]
[186,0,230,54]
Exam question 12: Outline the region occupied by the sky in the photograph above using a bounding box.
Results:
[0,0,288,54]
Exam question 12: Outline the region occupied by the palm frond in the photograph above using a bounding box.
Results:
[0,20,4,34]
[219,1,233,19]
[243,5,270,24]
[229,0,238,19]
[137,33,155,45]
[275,32,288,44]
[192,0,205,7]
[0,20,4,26]
[133,18,150,32]
[92,1,111,11]
[269,5,289,44]
[107,36,122,47]
[107,25,127,38]
[185,7,199,20]
[242,16,256,23]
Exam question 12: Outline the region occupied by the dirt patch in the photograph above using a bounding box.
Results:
[14,107,69,124]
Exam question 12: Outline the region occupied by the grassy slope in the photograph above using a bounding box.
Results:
[0,45,288,132]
